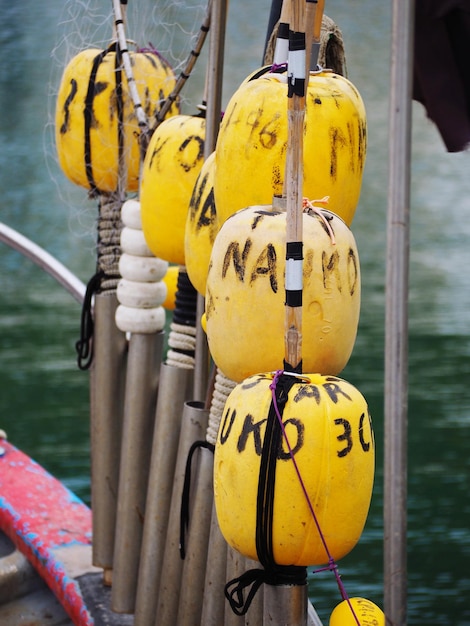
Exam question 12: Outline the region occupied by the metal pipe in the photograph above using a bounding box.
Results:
[175,444,214,626]
[90,292,127,580]
[200,503,228,625]
[193,0,227,402]
[384,0,414,624]
[224,548,246,626]
[263,580,308,626]
[155,400,209,626]
[244,558,263,626]
[111,330,164,613]
[134,363,194,626]
[0,221,86,304]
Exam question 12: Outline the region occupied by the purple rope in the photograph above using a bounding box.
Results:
[270,62,288,73]
[269,370,361,626]
[137,42,173,69]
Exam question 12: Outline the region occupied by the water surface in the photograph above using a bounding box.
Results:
[1,1,469,624]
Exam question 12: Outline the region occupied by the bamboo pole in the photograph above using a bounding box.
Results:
[283,0,307,374]
[260,2,311,625]
[384,0,415,624]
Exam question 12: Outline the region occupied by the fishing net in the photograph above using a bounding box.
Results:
[264,14,347,75]
[45,0,209,247]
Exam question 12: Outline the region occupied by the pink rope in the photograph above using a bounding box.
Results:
[269,370,361,626]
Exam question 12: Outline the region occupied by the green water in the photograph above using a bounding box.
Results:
[1,1,470,623]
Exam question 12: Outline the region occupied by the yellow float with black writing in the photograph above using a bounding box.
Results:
[205,204,360,382]
[141,114,206,265]
[329,597,385,625]
[214,70,367,227]
[214,372,375,565]
[184,151,218,295]
[55,46,178,194]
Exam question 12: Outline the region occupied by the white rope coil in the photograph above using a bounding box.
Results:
[168,322,197,352]
[120,225,154,257]
[115,303,166,334]
[206,369,236,445]
[121,198,143,229]
[117,278,167,309]
[165,349,195,369]
[119,253,168,283]
[165,321,197,368]
[116,198,168,333]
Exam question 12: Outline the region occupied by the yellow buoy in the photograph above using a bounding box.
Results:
[141,114,206,265]
[205,204,360,382]
[162,265,179,310]
[214,372,375,566]
[184,151,219,295]
[55,47,178,193]
[329,597,385,625]
[214,70,367,227]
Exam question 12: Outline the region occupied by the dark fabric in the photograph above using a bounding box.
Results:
[413,0,470,151]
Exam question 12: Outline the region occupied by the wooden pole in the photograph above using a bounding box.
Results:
[283,0,307,374]
[384,0,414,624]
[261,2,311,625]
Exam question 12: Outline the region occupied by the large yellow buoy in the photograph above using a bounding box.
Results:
[184,151,219,295]
[329,597,385,625]
[141,114,206,265]
[214,372,375,566]
[55,47,178,194]
[214,70,367,227]
[205,204,360,382]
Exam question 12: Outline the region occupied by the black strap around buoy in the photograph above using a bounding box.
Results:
[225,372,306,616]
[84,42,124,196]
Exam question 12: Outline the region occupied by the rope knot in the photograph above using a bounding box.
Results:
[302,196,336,244]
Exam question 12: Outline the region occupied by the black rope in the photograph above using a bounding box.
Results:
[83,43,123,196]
[84,48,111,195]
[172,269,198,328]
[224,564,307,616]
[75,271,104,370]
[224,373,307,616]
[179,439,215,559]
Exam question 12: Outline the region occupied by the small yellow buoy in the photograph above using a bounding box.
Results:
[329,597,385,625]
[184,151,219,295]
[214,70,367,227]
[214,372,375,566]
[162,265,179,310]
[141,114,206,265]
[55,47,178,193]
[205,204,360,382]
[200,312,207,334]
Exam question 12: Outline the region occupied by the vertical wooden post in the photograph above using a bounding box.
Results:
[384,0,415,624]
